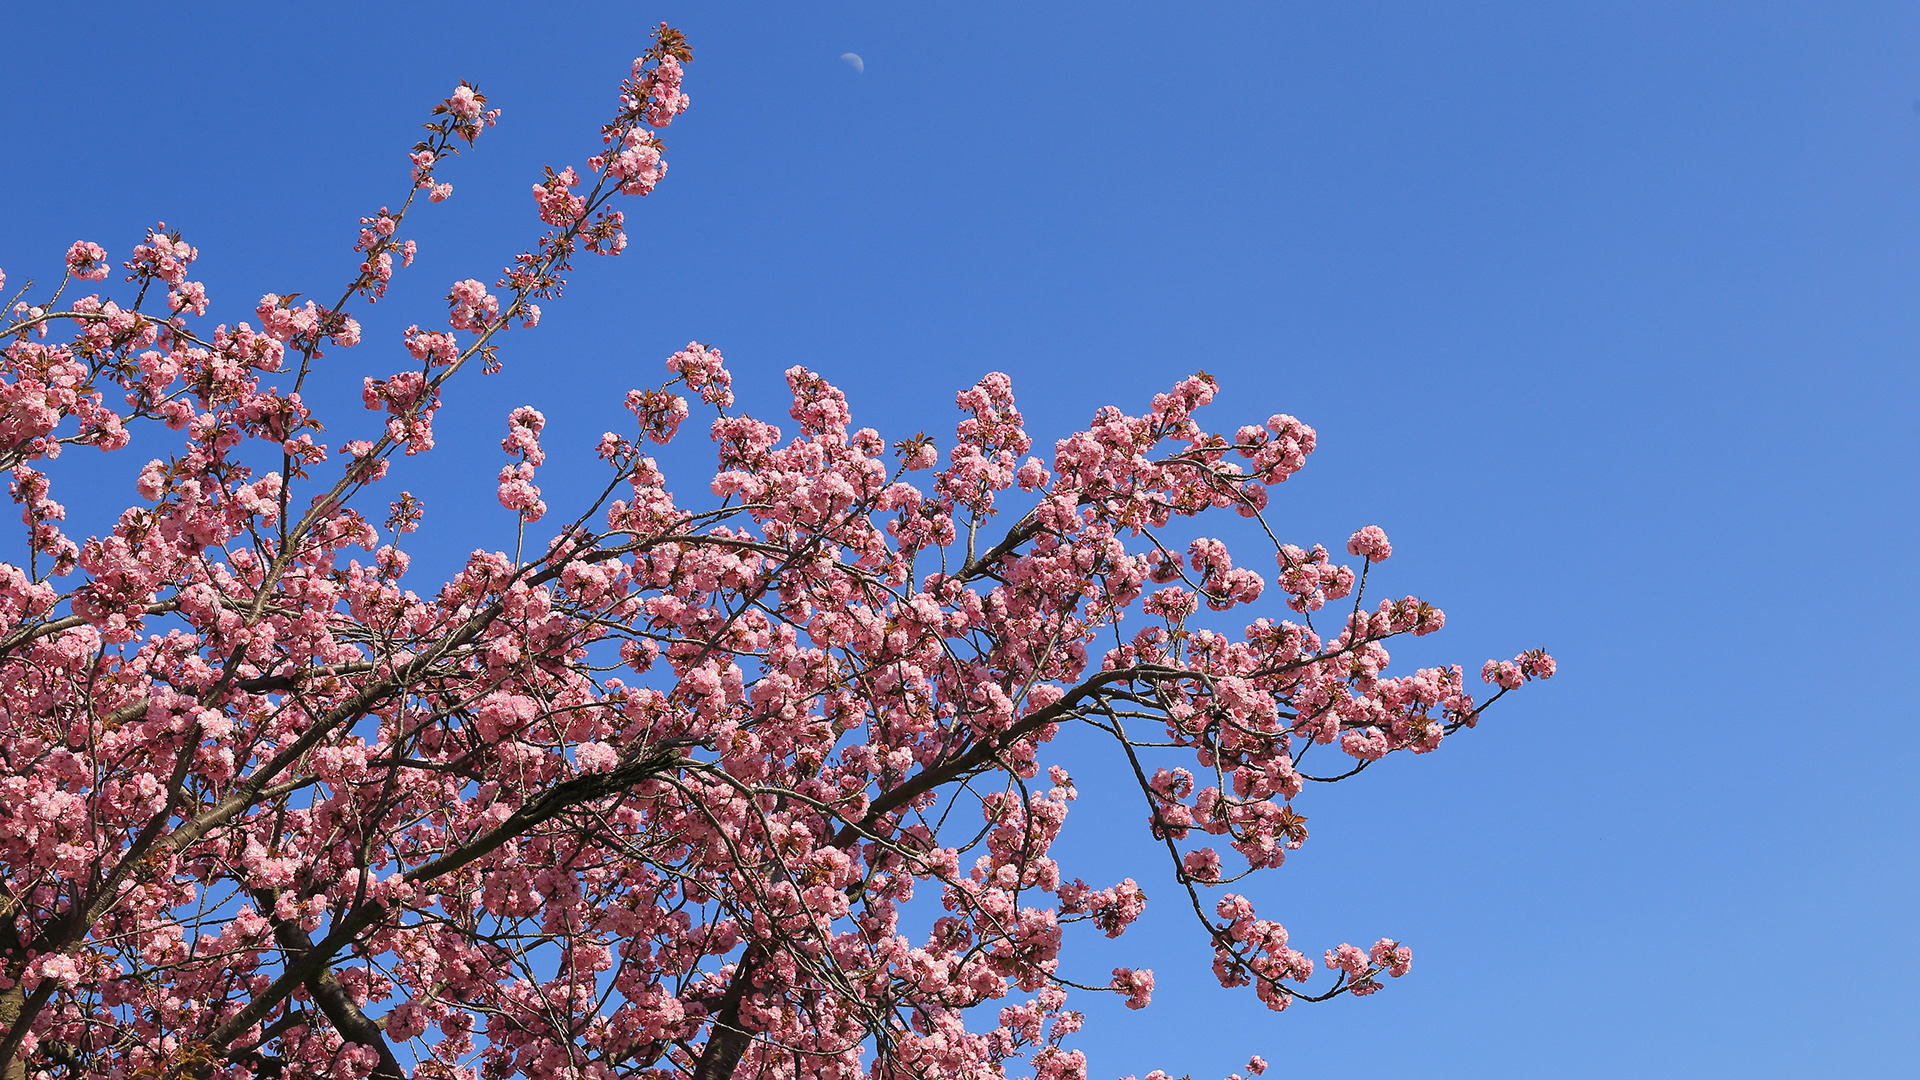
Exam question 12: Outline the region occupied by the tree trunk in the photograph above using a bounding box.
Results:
[0,983,24,1080]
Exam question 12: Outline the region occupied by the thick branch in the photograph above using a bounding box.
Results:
[255,889,404,1080]
[203,744,691,1059]
[955,510,1043,583]
[693,664,1171,1080]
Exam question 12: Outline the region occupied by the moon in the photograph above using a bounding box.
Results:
[841,52,864,74]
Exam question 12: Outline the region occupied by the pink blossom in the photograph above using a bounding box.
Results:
[1370,937,1413,977]
[1111,967,1155,1009]
[447,278,499,331]
[497,463,545,521]
[167,280,209,316]
[903,440,939,470]
[646,54,691,126]
[1346,524,1392,562]
[65,241,109,281]
[448,83,482,119]
[403,324,460,365]
[606,128,666,195]
[576,741,619,772]
[665,342,733,407]
[501,406,546,463]
[1182,847,1223,882]
[1482,659,1524,689]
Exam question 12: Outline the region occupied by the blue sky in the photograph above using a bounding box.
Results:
[3,2,1917,1077]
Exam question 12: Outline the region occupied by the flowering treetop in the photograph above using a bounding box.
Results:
[0,23,1551,1080]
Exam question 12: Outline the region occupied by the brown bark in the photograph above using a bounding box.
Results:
[687,664,1161,1080]
[257,890,405,1080]
[0,984,24,1080]
[690,945,762,1080]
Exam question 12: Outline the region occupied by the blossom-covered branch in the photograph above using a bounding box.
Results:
[0,23,1551,1080]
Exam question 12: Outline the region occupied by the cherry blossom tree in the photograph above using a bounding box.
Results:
[0,24,1553,1080]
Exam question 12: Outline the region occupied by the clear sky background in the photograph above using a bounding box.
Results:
[3,3,1917,1077]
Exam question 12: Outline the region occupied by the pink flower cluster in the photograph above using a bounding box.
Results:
[532,167,586,227]
[362,369,438,453]
[1111,967,1156,1009]
[645,54,690,126]
[123,225,196,287]
[1346,523,1392,562]
[596,127,667,197]
[446,278,499,332]
[496,405,547,522]
[402,324,459,366]
[666,340,733,406]
[1214,894,1316,1011]
[63,241,108,282]
[1482,648,1557,690]
[353,208,418,302]
[1323,938,1412,996]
